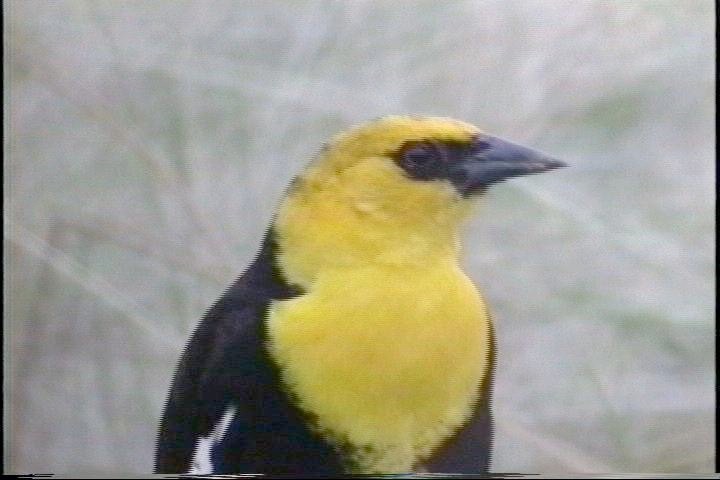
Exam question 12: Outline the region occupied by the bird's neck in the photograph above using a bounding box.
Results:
[273,185,471,289]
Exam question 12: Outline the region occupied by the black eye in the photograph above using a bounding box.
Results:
[400,142,444,179]
[405,143,438,166]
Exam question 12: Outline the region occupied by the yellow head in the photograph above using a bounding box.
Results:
[274,115,564,288]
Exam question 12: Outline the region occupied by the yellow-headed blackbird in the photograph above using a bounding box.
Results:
[155,116,565,474]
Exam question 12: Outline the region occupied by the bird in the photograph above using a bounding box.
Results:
[154,115,565,475]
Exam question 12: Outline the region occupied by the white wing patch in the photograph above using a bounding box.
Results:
[188,405,238,474]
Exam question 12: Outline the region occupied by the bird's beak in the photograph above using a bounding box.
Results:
[449,135,567,196]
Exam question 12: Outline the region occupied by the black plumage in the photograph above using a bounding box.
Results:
[154,229,343,474]
[154,228,496,474]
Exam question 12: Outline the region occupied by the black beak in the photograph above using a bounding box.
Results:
[449,135,567,196]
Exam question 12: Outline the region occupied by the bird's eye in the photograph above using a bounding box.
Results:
[394,141,450,180]
[399,142,446,180]
[404,143,439,167]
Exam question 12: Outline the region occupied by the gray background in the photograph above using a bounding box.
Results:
[5,0,715,474]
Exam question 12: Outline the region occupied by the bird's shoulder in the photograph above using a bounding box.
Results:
[170,227,301,406]
[155,229,301,472]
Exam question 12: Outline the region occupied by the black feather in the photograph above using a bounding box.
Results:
[154,228,344,474]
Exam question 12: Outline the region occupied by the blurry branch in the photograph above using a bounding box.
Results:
[12,39,237,267]
[652,427,716,462]
[52,215,231,285]
[644,414,715,462]
[495,415,613,473]
[585,364,633,465]
[156,58,389,118]
[4,218,182,352]
[25,55,174,185]
[80,0,151,157]
[656,449,715,472]
[512,182,702,285]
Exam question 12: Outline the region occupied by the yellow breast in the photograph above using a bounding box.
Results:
[265,260,490,473]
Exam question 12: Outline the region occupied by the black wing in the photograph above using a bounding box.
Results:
[154,230,344,474]
[424,319,496,473]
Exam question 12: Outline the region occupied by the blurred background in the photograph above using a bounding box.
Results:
[4,0,715,474]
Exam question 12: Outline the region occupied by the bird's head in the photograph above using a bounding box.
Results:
[275,116,565,286]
